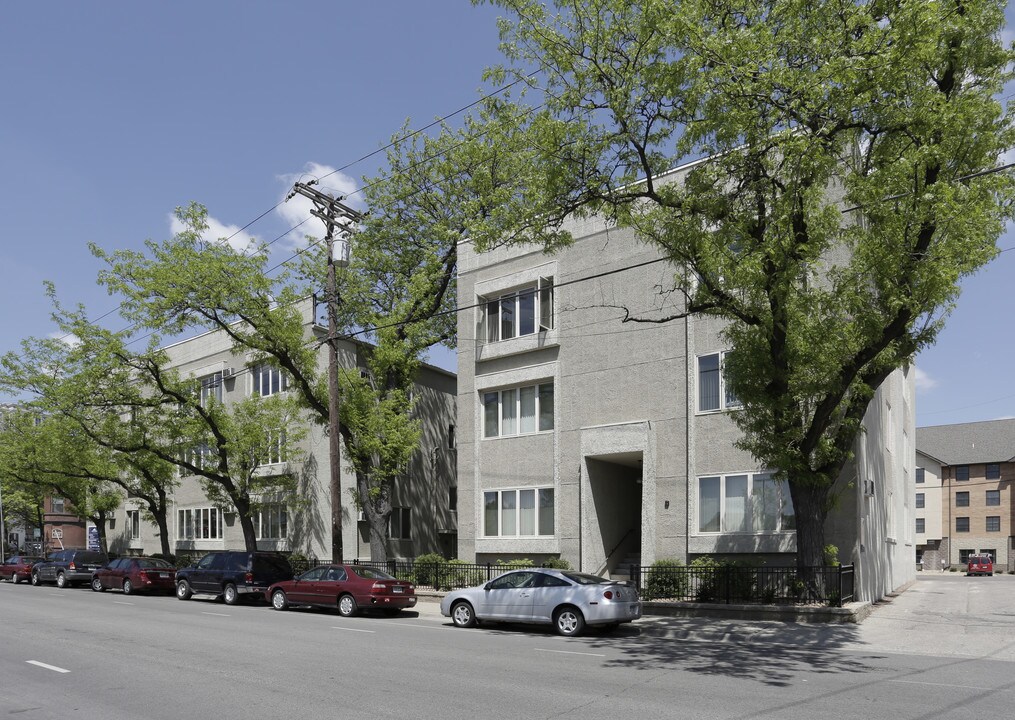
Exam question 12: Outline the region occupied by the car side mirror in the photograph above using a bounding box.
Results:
[484,583,492,591]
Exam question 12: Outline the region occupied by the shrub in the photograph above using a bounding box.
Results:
[539,557,572,570]
[645,559,688,600]
[412,553,447,589]
[689,556,757,602]
[444,559,484,589]
[823,544,841,567]
[287,551,310,575]
[496,558,535,569]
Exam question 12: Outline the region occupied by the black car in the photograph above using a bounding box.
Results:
[31,549,109,588]
[175,551,293,605]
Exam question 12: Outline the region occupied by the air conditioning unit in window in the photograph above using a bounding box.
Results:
[222,367,237,379]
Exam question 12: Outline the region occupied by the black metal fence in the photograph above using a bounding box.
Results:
[631,563,855,607]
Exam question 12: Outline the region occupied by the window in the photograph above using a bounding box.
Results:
[448,423,456,449]
[986,463,1001,480]
[697,473,794,534]
[482,383,554,438]
[200,372,223,406]
[986,490,1001,506]
[177,507,223,540]
[955,465,969,481]
[51,497,65,513]
[915,518,925,533]
[127,510,140,540]
[483,488,555,537]
[263,430,287,465]
[256,504,288,540]
[959,548,975,564]
[253,364,289,397]
[986,516,1001,532]
[915,468,925,484]
[915,493,925,509]
[955,491,969,507]
[390,507,411,540]
[956,517,970,533]
[980,548,996,560]
[448,487,457,512]
[482,277,554,343]
[184,443,214,471]
[697,352,741,412]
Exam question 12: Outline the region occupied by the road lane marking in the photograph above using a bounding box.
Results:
[114,601,135,606]
[376,621,446,630]
[889,679,1001,691]
[330,626,375,633]
[201,612,231,617]
[534,648,606,658]
[26,661,70,674]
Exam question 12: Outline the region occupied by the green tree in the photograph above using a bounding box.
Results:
[464,0,1015,591]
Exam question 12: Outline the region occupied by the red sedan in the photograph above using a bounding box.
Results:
[266,564,416,617]
[1,555,42,584]
[91,556,177,595]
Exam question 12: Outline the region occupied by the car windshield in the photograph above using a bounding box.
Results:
[351,566,396,580]
[138,558,173,569]
[560,571,611,585]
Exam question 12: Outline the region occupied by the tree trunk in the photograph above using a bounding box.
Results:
[232,496,258,552]
[789,480,830,602]
[155,511,172,557]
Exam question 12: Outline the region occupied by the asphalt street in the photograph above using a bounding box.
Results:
[1,573,1013,719]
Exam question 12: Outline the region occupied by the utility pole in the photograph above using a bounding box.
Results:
[287,181,362,563]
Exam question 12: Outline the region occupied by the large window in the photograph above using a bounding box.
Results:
[51,497,66,513]
[915,493,925,509]
[915,467,925,484]
[263,430,287,465]
[389,507,411,540]
[915,518,925,534]
[127,509,140,540]
[200,372,223,406]
[697,352,741,412]
[483,488,554,537]
[483,383,554,438]
[697,473,794,534]
[256,504,288,540]
[955,491,969,507]
[956,517,970,533]
[482,277,554,342]
[986,516,1001,533]
[986,463,1001,480]
[955,465,970,481]
[986,490,1001,506]
[177,507,223,540]
[253,364,289,397]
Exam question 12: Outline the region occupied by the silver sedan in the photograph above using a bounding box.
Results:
[439,568,641,636]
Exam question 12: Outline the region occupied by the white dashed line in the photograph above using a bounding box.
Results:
[534,648,606,657]
[114,601,135,606]
[330,626,376,633]
[201,612,231,617]
[27,661,70,673]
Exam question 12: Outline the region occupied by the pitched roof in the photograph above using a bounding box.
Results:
[916,418,1015,466]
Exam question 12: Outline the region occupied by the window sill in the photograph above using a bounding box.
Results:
[476,330,559,362]
[482,429,554,441]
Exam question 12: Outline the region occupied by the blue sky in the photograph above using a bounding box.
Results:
[1,1,1012,429]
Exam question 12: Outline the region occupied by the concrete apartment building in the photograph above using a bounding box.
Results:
[456,180,916,603]
[104,299,458,562]
[915,419,1015,571]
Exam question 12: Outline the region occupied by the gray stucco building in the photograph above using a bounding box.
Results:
[456,189,915,603]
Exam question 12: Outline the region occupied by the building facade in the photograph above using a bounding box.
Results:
[105,299,457,562]
[456,201,916,602]
[916,419,1015,571]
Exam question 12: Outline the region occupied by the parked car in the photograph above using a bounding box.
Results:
[175,551,293,605]
[266,564,417,616]
[0,555,43,584]
[31,549,109,588]
[967,554,994,576]
[440,568,641,637]
[91,556,177,595]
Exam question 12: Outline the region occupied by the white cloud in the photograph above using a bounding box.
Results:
[48,332,80,348]
[169,213,259,254]
[914,367,938,391]
[275,162,362,250]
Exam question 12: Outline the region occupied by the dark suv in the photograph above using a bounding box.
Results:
[32,549,109,588]
[175,551,293,605]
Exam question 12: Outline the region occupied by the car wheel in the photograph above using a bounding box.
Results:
[56,572,68,589]
[122,579,134,596]
[223,583,239,606]
[176,580,193,600]
[554,606,586,637]
[10,572,20,584]
[271,590,289,611]
[91,577,105,592]
[450,600,477,628]
[338,594,358,617]
[31,571,40,586]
